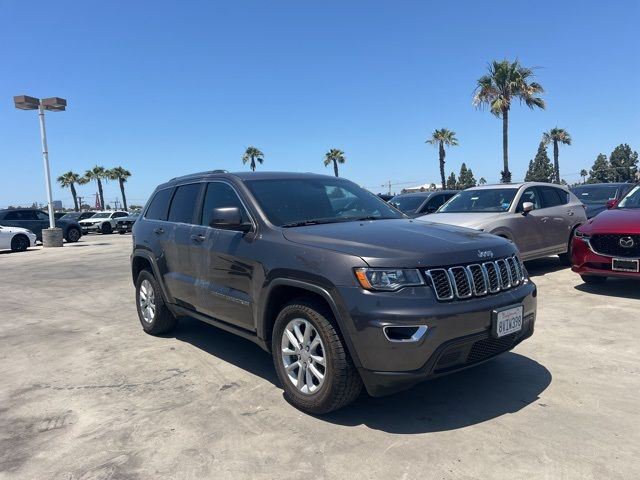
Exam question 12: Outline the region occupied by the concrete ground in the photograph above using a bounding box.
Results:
[1,234,639,480]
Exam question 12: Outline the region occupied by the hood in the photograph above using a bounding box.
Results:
[418,212,506,230]
[79,218,99,224]
[282,219,517,268]
[580,208,640,234]
[0,226,34,235]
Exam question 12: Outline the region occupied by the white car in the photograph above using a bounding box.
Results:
[78,211,129,234]
[0,225,37,252]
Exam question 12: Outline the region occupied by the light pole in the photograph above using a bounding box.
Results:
[14,95,67,247]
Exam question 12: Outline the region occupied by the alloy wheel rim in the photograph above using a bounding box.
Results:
[281,318,326,394]
[68,229,80,241]
[139,279,156,323]
[16,236,28,250]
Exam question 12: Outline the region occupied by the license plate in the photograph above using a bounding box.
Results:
[612,258,639,272]
[492,305,523,338]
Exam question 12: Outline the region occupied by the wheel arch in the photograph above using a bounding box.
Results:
[131,250,174,304]
[258,279,362,367]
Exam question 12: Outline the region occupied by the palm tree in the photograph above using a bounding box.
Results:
[84,165,108,210]
[542,128,572,184]
[107,167,132,210]
[56,171,82,211]
[323,149,346,177]
[426,128,459,190]
[580,169,588,184]
[242,147,264,171]
[479,177,487,185]
[473,59,545,183]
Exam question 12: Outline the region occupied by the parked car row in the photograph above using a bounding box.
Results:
[0,208,141,252]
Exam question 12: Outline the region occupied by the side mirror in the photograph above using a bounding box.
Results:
[208,207,252,232]
[606,199,617,209]
[522,202,535,214]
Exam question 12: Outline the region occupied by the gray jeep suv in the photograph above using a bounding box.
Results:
[131,171,537,414]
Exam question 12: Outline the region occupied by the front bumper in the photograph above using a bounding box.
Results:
[80,223,100,232]
[571,237,640,279]
[335,281,537,397]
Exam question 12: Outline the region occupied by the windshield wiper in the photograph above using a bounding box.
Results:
[281,219,343,228]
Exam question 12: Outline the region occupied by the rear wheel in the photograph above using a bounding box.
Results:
[101,222,113,234]
[10,234,30,252]
[558,228,577,266]
[66,227,81,243]
[581,275,607,285]
[135,270,177,335]
[272,300,362,414]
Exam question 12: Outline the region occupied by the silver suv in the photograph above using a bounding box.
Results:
[419,182,587,263]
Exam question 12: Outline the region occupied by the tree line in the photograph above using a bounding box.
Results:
[57,166,131,211]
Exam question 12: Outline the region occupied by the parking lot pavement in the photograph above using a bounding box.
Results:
[1,234,639,479]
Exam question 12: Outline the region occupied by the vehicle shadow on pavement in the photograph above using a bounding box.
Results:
[322,353,551,434]
[574,279,640,300]
[525,257,566,277]
[172,317,279,385]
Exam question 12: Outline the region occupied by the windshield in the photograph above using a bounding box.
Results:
[617,185,640,209]
[571,185,619,205]
[389,195,426,213]
[439,188,518,213]
[91,213,111,219]
[244,178,403,227]
[61,213,80,220]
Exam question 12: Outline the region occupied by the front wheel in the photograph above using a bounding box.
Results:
[10,234,30,252]
[135,270,177,335]
[272,300,362,414]
[101,222,113,234]
[66,227,81,243]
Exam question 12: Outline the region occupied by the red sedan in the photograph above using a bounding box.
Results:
[572,184,640,284]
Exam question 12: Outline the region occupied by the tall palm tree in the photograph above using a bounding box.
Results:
[84,165,108,210]
[473,59,545,183]
[242,146,264,171]
[542,128,572,184]
[56,171,82,211]
[323,148,346,177]
[426,128,459,190]
[107,167,132,210]
[580,169,588,184]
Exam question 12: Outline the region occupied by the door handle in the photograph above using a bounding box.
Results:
[541,217,549,223]
[191,234,205,243]
[153,227,165,235]
[567,211,574,216]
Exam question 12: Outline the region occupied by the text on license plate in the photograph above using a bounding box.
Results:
[494,305,523,338]
[612,258,639,272]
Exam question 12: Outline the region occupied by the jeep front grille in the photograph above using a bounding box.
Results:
[425,256,525,301]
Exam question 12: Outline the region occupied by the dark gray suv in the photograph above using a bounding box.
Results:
[131,171,537,414]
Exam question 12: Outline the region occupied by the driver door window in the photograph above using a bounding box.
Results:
[201,182,249,227]
[517,188,541,212]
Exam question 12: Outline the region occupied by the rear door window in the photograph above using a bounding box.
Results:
[145,188,173,221]
[540,187,568,208]
[167,184,202,224]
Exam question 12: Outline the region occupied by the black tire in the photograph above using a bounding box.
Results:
[101,222,113,234]
[135,269,177,335]
[558,228,577,266]
[10,234,30,252]
[119,230,126,235]
[66,227,81,243]
[581,275,607,285]
[272,299,362,414]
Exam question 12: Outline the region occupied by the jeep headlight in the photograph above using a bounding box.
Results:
[354,268,425,291]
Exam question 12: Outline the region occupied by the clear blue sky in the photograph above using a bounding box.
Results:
[1,0,638,208]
